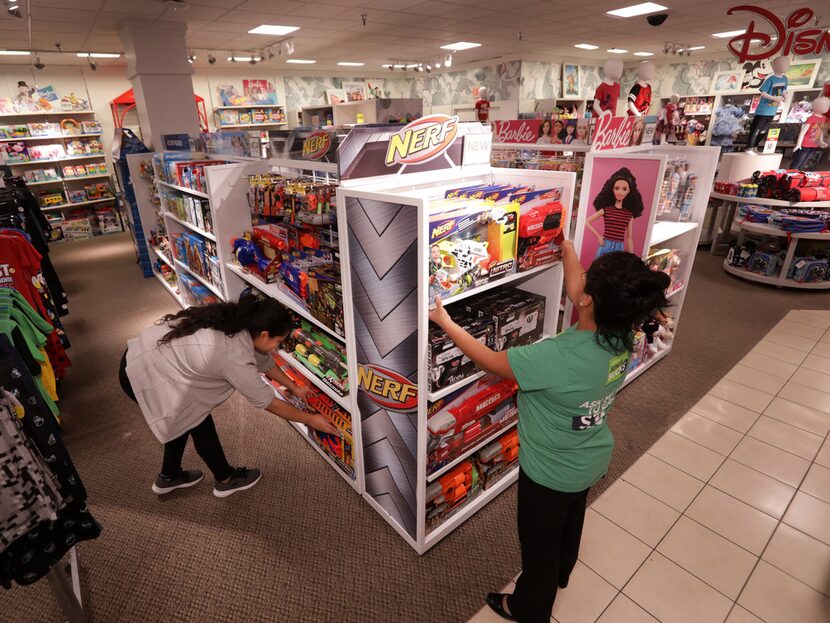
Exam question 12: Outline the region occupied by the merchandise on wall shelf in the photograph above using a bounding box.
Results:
[283,319,349,397]
[655,158,697,221]
[178,273,222,307]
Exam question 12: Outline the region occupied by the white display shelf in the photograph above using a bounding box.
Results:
[440,263,557,308]
[427,420,518,483]
[217,123,287,129]
[226,262,345,341]
[666,284,685,300]
[649,221,699,247]
[710,191,830,209]
[738,221,830,241]
[288,421,358,487]
[27,174,110,187]
[151,246,173,268]
[154,272,185,308]
[623,346,672,387]
[277,350,350,411]
[722,260,830,290]
[268,157,338,175]
[215,104,284,110]
[427,370,488,403]
[174,259,224,299]
[0,133,102,143]
[425,464,519,547]
[157,180,209,199]
[26,179,62,186]
[161,211,217,241]
[41,196,115,211]
[491,142,591,152]
[9,154,105,166]
[683,112,712,116]
[0,110,96,117]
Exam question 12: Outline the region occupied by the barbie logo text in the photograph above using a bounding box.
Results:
[591,112,634,152]
[727,5,830,63]
[491,120,540,144]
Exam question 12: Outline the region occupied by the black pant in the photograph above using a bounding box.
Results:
[746,114,774,149]
[119,349,233,481]
[508,469,589,623]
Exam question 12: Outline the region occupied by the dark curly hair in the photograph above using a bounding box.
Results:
[585,251,670,353]
[593,167,645,218]
[157,294,294,345]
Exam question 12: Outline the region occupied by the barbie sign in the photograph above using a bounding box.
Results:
[727,6,830,63]
[491,120,540,144]
[591,112,635,151]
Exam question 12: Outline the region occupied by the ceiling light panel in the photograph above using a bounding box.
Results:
[337,62,364,66]
[76,52,121,58]
[248,25,300,36]
[633,52,654,56]
[0,50,30,55]
[286,59,316,64]
[440,41,481,51]
[574,43,599,50]
[607,2,668,17]
[607,48,628,54]
[712,30,746,38]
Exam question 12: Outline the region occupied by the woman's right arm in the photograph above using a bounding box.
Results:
[561,240,587,306]
[265,398,338,435]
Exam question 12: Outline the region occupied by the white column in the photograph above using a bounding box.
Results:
[117,20,198,150]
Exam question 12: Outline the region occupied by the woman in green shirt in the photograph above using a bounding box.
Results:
[429,241,670,623]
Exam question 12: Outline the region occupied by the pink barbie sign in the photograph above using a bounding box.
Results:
[491,120,541,144]
[591,111,646,151]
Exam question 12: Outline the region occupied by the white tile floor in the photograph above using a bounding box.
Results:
[468,310,830,623]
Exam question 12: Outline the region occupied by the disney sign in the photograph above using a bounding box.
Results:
[727,5,830,63]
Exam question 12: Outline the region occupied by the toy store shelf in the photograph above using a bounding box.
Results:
[427,420,518,484]
[161,211,217,241]
[277,350,351,411]
[288,421,358,488]
[154,272,185,308]
[174,259,225,300]
[666,284,686,300]
[425,464,519,547]
[440,263,557,308]
[214,105,284,110]
[710,191,830,209]
[649,221,699,247]
[428,371,488,403]
[0,133,101,143]
[26,179,62,186]
[738,221,830,240]
[0,111,96,118]
[491,142,591,152]
[722,260,830,289]
[40,197,115,211]
[157,180,209,199]
[623,347,672,387]
[683,112,712,117]
[225,262,345,342]
[11,154,106,166]
[217,123,287,129]
[268,157,338,175]
[62,174,111,182]
[151,246,173,268]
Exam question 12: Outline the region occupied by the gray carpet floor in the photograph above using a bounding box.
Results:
[2,233,828,623]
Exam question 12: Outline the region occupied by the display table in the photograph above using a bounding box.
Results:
[722,220,830,289]
[708,191,830,254]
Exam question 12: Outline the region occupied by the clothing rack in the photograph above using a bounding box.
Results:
[46,547,85,623]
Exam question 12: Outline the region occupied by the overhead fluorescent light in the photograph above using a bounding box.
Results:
[286,59,316,64]
[227,56,262,62]
[405,64,419,68]
[440,41,481,51]
[607,48,628,54]
[574,43,599,50]
[712,29,745,38]
[337,61,364,67]
[248,24,300,36]
[633,51,654,56]
[607,2,667,17]
[0,50,30,55]
[76,52,121,58]
[688,46,706,50]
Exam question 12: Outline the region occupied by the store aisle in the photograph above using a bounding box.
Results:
[469,309,830,623]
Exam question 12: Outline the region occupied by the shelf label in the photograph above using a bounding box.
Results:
[763,128,780,154]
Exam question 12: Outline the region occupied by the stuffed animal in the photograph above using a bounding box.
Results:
[711,104,746,146]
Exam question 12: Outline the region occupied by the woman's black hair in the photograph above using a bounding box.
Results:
[157,294,294,345]
[593,167,645,218]
[584,251,671,354]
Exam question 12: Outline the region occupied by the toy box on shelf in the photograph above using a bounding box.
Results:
[179,273,222,307]
[283,319,349,397]
[153,152,229,194]
[475,427,519,489]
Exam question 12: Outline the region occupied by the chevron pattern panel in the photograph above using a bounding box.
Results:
[346,195,420,537]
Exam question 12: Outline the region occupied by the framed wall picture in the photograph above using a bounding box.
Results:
[562,64,581,98]
[785,58,822,88]
[342,81,367,102]
[711,70,745,94]
[326,89,347,106]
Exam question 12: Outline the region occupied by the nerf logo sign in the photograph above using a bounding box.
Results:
[358,364,418,412]
[431,220,455,240]
[302,131,331,160]
[385,114,459,166]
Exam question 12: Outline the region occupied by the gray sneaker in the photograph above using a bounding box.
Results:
[213,467,262,498]
[152,469,204,495]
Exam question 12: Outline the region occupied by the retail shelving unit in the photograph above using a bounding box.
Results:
[570,144,720,388]
[213,104,287,130]
[300,105,334,128]
[333,98,422,127]
[335,122,575,552]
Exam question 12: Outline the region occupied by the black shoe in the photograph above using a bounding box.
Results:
[486,593,518,622]
[213,467,262,498]
[151,469,204,495]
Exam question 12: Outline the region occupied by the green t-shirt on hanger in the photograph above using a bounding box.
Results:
[507,324,630,492]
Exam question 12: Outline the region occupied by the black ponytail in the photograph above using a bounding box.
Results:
[157,295,294,345]
[585,251,671,354]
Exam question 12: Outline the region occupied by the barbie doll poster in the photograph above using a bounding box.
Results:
[577,155,664,268]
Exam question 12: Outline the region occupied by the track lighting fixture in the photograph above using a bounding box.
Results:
[7,4,22,19]
[187,52,196,63]
[663,41,695,57]
[34,56,45,70]
[207,52,216,65]
[54,43,63,54]
[444,53,452,68]
[249,57,257,65]
[230,53,237,63]
[88,58,98,71]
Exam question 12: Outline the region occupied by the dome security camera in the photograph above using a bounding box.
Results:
[207,53,216,65]
[647,14,668,26]
[34,56,45,70]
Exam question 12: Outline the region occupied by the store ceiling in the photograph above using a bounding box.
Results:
[0,0,822,71]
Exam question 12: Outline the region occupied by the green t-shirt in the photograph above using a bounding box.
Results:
[507,324,629,492]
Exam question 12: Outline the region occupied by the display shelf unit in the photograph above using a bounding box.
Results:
[288,421,356,488]
[152,246,173,268]
[722,221,830,290]
[41,197,115,211]
[427,370,488,402]
[174,259,224,298]
[157,180,209,199]
[338,159,577,554]
[154,272,185,307]
[216,122,287,129]
[0,133,101,142]
[277,350,351,411]
[650,221,699,247]
[26,174,111,187]
[161,211,216,241]
[0,110,96,118]
[300,104,334,128]
[11,154,106,165]
[123,152,161,278]
[212,103,287,131]
[333,98,423,127]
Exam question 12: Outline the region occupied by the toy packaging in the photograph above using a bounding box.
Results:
[425,459,481,531]
[96,209,121,233]
[39,192,66,207]
[67,190,87,204]
[307,264,345,337]
[28,144,65,161]
[646,247,683,293]
[284,320,349,396]
[2,142,30,163]
[428,312,495,392]
[513,189,566,271]
[462,288,546,351]
[179,274,221,307]
[475,427,519,489]
[426,375,519,475]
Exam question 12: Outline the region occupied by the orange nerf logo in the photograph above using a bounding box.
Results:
[385,114,459,166]
[303,131,331,160]
[358,364,418,412]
